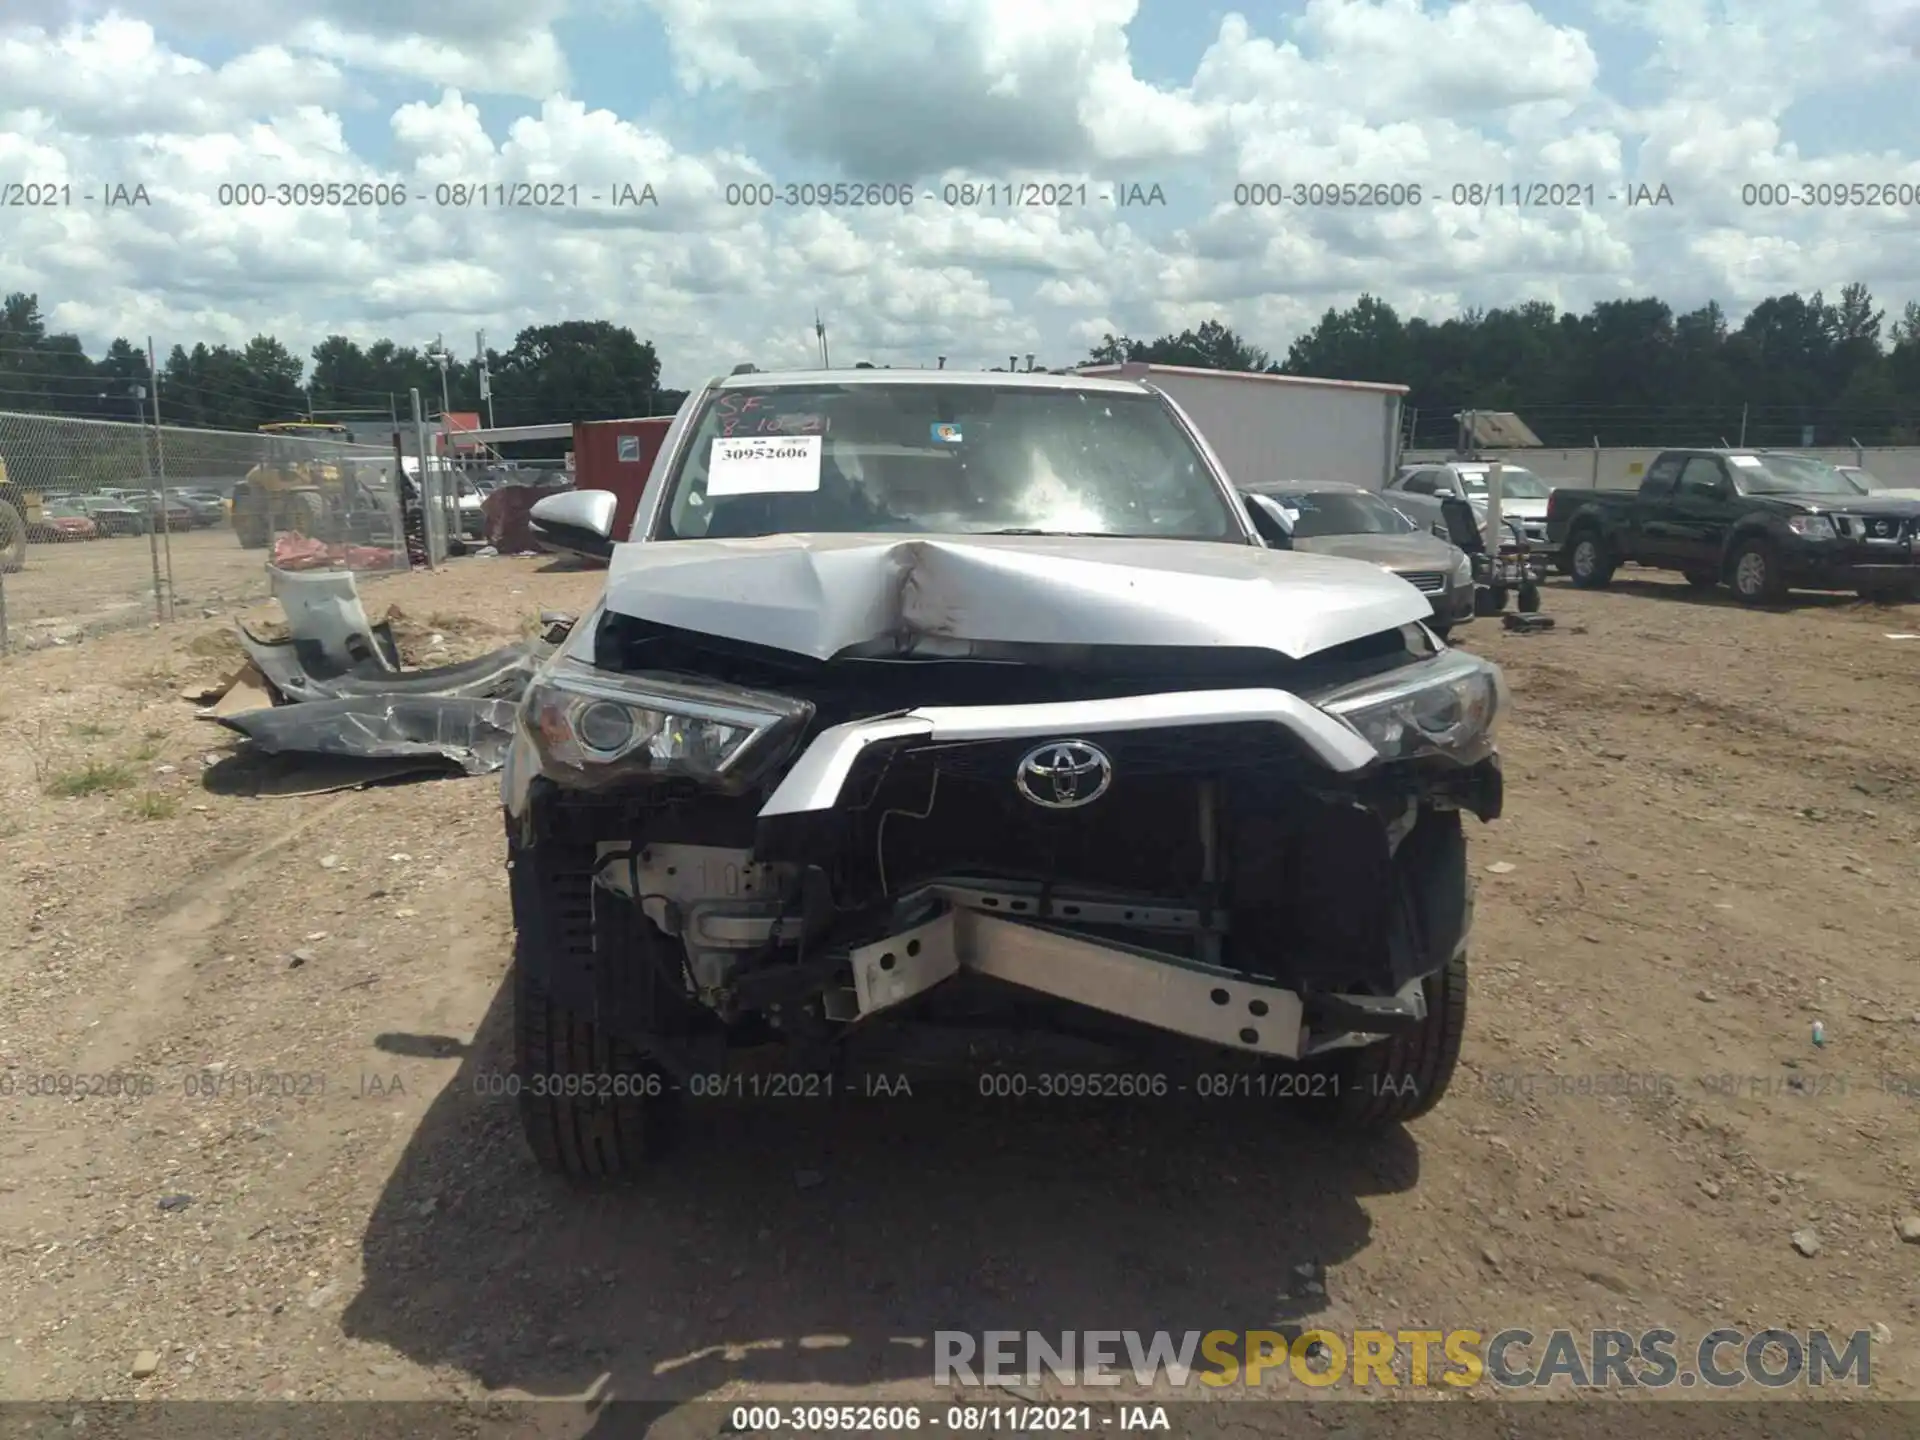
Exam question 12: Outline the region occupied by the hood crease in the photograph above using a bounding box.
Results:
[603,533,1431,662]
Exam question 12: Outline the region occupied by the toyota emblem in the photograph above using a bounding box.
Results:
[1014,740,1113,809]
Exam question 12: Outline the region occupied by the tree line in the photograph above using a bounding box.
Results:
[3,283,1917,450]
[0,296,686,449]
[1088,288,1920,448]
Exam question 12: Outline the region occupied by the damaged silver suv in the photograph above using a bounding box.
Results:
[502,368,1505,1177]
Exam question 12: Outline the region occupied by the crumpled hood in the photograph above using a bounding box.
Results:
[602,533,1432,661]
[1295,532,1461,572]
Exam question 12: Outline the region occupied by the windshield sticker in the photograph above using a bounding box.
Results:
[717,393,830,438]
[706,435,823,495]
[930,422,963,444]
[1728,455,1762,467]
[617,435,640,462]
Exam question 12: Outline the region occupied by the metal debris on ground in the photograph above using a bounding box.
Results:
[1502,613,1556,632]
[187,564,567,784]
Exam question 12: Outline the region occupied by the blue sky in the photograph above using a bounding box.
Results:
[3,1,1916,381]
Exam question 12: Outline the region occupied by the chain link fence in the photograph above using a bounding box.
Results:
[0,411,411,652]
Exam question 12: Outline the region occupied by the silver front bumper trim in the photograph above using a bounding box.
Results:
[758,688,1376,818]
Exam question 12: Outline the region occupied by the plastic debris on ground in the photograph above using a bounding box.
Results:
[270,531,407,572]
[187,564,570,787]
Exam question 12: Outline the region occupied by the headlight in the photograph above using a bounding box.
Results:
[523,657,814,788]
[1787,514,1835,538]
[1451,550,1474,582]
[1315,649,1506,762]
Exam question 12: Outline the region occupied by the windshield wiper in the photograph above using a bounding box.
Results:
[974,527,1127,537]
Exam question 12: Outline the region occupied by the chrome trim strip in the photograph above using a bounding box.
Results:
[757,688,1376,817]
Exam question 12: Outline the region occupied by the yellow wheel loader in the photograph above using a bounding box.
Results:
[229,423,395,549]
[0,456,45,574]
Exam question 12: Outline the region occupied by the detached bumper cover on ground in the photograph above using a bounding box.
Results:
[207,565,564,776]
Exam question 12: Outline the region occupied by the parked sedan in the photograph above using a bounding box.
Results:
[172,491,227,527]
[28,499,100,542]
[1242,480,1477,638]
[73,494,150,536]
[120,492,195,532]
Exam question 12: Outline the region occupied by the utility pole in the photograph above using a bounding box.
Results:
[147,337,175,621]
[411,388,437,568]
[134,378,162,622]
[476,330,495,428]
[815,311,830,368]
[427,336,452,417]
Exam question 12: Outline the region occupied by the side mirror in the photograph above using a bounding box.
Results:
[529,489,617,562]
[1241,492,1294,549]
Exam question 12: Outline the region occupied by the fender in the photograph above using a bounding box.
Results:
[1717,516,1778,574]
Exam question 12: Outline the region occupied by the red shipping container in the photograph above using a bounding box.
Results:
[483,479,571,553]
[572,417,673,541]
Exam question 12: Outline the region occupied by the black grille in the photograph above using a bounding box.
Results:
[833,723,1328,898]
[868,723,1320,791]
[1846,514,1919,541]
[1399,570,1446,594]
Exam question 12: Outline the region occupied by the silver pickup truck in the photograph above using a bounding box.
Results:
[502,367,1506,1177]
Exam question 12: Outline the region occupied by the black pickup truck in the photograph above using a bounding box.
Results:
[1545,448,1920,604]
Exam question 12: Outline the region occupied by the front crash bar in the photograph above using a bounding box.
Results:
[848,907,1332,1059]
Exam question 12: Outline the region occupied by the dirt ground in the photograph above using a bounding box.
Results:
[1,556,1918,1426]
[3,529,274,643]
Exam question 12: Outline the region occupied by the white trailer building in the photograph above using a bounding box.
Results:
[1075,363,1409,491]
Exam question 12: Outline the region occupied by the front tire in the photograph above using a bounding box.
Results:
[276,490,327,538]
[513,942,671,1180]
[1567,530,1615,589]
[0,498,25,573]
[1517,583,1542,613]
[508,833,682,1179]
[1474,584,1508,616]
[231,485,270,548]
[1322,948,1468,1129]
[1730,538,1786,605]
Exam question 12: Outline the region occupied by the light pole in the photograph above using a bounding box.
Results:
[475,330,495,428]
[426,337,452,419]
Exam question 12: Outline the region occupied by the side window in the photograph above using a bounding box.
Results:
[1676,457,1725,499]
[1400,472,1435,495]
[1641,455,1682,493]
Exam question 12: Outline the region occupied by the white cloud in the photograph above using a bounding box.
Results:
[0,1,1915,384]
[645,0,1214,174]
[0,17,344,136]
[289,21,569,96]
